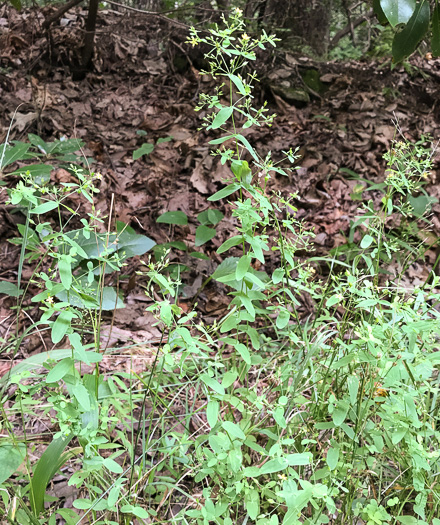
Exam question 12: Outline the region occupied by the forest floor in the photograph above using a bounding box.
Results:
[1,4,440,517]
[2,6,440,380]
[2,4,440,363]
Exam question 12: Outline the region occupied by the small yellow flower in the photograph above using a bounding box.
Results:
[188,37,199,47]
[234,7,243,16]
[241,33,250,41]
[46,296,54,304]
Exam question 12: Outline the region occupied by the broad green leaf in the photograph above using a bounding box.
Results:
[231,160,252,182]
[222,370,238,388]
[236,255,251,281]
[326,447,339,470]
[276,308,290,329]
[30,435,74,516]
[157,210,188,225]
[236,134,258,161]
[326,294,342,308]
[116,229,156,258]
[0,281,23,297]
[228,74,247,95]
[103,457,123,474]
[200,374,225,395]
[29,200,59,214]
[286,453,312,465]
[207,183,241,201]
[332,400,350,427]
[51,310,77,344]
[433,3,440,56]
[206,400,219,428]
[235,343,252,365]
[133,142,154,160]
[373,0,389,24]
[0,443,26,484]
[58,256,72,290]
[211,106,234,129]
[46,358,74,383]
[392,1,430,62]
[209,135,234,145]
[222,421,246,440]
[380,0,416,26]
[121,504,150,518]
[156,136,173,144]
[217,235,243,254]
[195,225,216,246]
[360,234,374,249]
[348,375,359,405]
[244,489,260,520]
[197,209,224,226]
[9,0,22,9]
[9,163,53,185]
[259,457,288,475]
[0,142,29,170]
[72,383,91,411]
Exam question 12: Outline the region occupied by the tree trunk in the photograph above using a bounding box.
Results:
[263,0,333,56]
[72,0,99,80]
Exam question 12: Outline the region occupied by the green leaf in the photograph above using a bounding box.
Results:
[433,3,440,56]
[236,255,251,281]
[211,106,234,130]
[276,308,290,329]
[360,234,374,249]
[326,294,342,308]
[46,358,74,383]
[0,281,23,297]
[286,452,312,465]
[326,447,339,470]
[235,343,251,364]
[103,457,123,474]
[51,310,77,344]
[133,143,154,160]
[121,505,150,518]
[392,1,430,62]
[209,135,234,145]
[207,183,240,201]
[156,136,173,144]
[206,400,219,428]
[380,0,416,26]
[72,383,91,411]
[58,256,72,290]
[222,421,246,440]
[235,134,258,161]
[200,374,225,395]
[0,142,29,170]
[116,229,156,258]
[157,211,188,225]
[29,200,59,214]
[197,209,224,226]
[217,235,243,254]
[9,164,53,185]
[9,0,22,10]
[30,435,74,516]
[244,489,260,520]
[0,443,26,484]
[228,74,247,95]
[195,225,216,246]
[373,0,390,24]
[332,400,350,427]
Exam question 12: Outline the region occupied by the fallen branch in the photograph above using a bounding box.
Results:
[42,0,85,29]
[330,9,374,49]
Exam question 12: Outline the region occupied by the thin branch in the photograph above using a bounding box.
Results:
[329,9,374,49]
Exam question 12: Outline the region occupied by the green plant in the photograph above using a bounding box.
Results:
[2,8,440,525]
